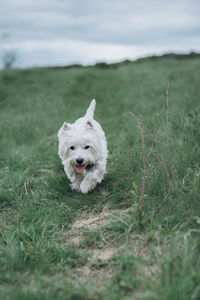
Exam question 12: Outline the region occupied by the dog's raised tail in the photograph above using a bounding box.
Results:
[85,99,96,118]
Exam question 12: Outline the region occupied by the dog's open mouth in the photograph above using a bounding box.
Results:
[75,165,86,173]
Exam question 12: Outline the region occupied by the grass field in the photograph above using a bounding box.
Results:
[0,54,200,300]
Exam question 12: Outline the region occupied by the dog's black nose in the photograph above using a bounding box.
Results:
[76,158,84,165]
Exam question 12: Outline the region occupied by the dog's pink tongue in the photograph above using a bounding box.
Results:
[75,165,86,173]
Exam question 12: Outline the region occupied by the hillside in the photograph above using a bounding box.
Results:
[0,54,200,300]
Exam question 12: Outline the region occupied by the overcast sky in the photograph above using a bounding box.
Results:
[0,0,200,68]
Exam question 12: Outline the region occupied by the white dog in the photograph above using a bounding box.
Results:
[57,99,108,194]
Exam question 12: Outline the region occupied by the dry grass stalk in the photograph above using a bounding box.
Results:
[131,81,174,222]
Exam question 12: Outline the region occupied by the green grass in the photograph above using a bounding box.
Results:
[0,54,200,299]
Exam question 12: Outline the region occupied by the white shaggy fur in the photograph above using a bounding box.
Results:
[57,99,108,194]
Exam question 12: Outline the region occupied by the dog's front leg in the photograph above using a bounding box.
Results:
[64,165,81,192]
[80,170,100,194]
[70,182,81,192]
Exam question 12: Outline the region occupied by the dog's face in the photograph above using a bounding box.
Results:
[65,140,97,173]
[58,120,100,174]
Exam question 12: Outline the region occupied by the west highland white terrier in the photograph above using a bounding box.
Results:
[57,100,108,194]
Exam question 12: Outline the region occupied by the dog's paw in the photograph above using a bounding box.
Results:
[80,183,89,194]
[80,179,97,194]
[70,182,81,192]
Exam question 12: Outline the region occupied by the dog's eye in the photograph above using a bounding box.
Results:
[84,145,90,149]
[70,146,75,150]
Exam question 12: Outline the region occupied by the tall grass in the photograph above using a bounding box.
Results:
[0,55,200,299]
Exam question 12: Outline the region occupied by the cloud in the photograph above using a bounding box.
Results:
[0,0,200,67]
[1,37,199,68]
[1,0,200,43]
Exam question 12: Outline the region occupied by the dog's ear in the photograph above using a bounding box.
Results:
[63,122,72,130]
[86,120,93,129]
[57,122,72,139]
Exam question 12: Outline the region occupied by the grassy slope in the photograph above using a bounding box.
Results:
[0,55,200,299]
